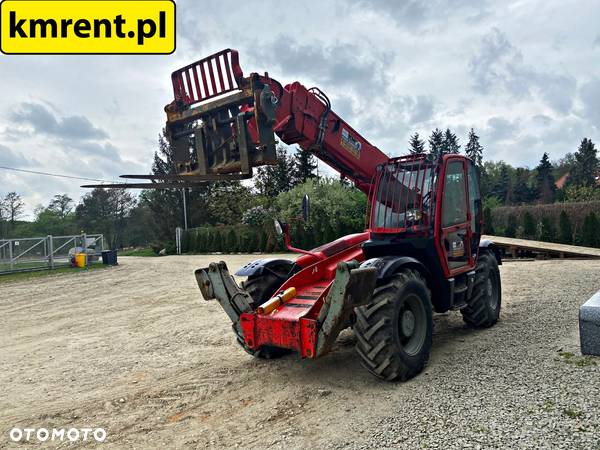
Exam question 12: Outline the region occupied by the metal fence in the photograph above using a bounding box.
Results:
[0,234,104,275]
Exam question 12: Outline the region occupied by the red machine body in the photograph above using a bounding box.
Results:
[239,232,369,357]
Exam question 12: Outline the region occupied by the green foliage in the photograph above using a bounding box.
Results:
[563,185,600,202]
[581,212,600,247]
[465,128,483,167]
[483,196,503,210]
[428,128,444,157]
[537,216,556,242]
[242,205,272,228]
[182,226,274,254]
[505,214,517,238]
[211,230,223,252]
[441,128,460,154]
[47,194,74,219]
[558,210,573,244]
[483,207,494,234]
[276,178,367,249]
[76,188,136,249]
[535,152,556,203]
[570,138,598,187]
[255,145,296,200]
[409,132,425,154]
[293,146,318,183]
[226,229,238,253]
[141,131,187,242]
[118,247,156,257]
[522,212,536,239]
[512,168,536,204]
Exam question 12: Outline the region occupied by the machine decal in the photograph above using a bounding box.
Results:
[340,128,361,159]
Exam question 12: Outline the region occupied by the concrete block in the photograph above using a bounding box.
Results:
[580,290,600,356]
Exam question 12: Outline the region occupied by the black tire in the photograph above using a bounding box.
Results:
[242,265,290,309]
[354,269,433,381]
[461,251,501,328]
[239,265,292,359]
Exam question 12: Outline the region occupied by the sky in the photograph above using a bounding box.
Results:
[1,0,599,218]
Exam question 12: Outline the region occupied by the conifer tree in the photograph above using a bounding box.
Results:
[428,128,444,158]
[535,152,556,203]
[570,138,599,187]
[409,132,425,154]
[441,128,460,154]
[464,128,483,167]
[293,147,318,184]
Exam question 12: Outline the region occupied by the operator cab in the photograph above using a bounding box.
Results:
[366,154,482,279]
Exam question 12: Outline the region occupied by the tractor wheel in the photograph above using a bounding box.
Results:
[242,265,291,309]
[354,269,433,381]
[239,265,292,359]
[461,251,501,328]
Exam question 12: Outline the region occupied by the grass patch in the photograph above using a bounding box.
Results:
[563,408,584,419]
[557,351,597,367]
[118,247,156,257]
[542,400,555,411]
[0,261,49,271]
[0,262,109,284]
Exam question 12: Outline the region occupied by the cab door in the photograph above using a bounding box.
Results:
[438,158,474,276]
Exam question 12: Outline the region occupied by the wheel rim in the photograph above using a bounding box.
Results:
[398,293,427,356]
[486,274,499,312]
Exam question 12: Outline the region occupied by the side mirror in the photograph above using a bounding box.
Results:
[274,219,284,236]
[302,194,310,222]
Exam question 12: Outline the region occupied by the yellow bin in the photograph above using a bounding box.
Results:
[75,253,86,268]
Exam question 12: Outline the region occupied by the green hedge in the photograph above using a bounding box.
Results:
[182,224,286,253]
[489,201,600,247]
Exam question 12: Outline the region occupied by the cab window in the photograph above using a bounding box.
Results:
[442,161,467,227]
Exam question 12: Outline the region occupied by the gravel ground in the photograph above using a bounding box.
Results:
[0,255,599,449]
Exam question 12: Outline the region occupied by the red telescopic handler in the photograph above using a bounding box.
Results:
[85,49,502,381]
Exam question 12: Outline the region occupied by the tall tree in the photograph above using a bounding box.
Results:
[512,167,534,204]
[3,192,24,226]
[293,146,318,184]
[570,138,599,187]
[428,128,444,158]
[535,152,556,203]
[464,128,483,167]
[255,145,295,199]
[76,188,136,248]
[408,132,425,154]
[0,197,7,238]
[493,164,512,204]
[441,128,460,154]
[142,130,189,241]
[47,194,74,219]
[0,197,6,222]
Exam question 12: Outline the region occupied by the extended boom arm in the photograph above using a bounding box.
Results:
[84,49,389,193]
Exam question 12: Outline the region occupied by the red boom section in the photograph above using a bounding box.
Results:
[267,81,389,194]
